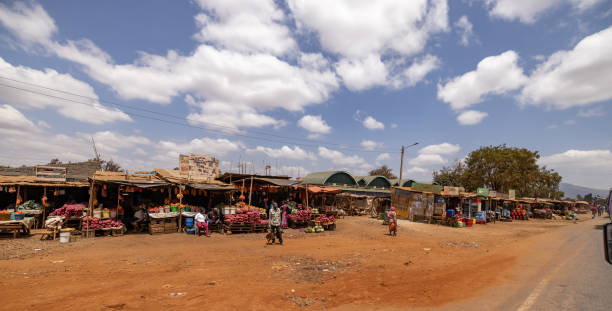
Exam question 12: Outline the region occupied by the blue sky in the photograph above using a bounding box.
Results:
[0,0,611,189]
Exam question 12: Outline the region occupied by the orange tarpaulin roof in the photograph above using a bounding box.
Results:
[305,186,341,194]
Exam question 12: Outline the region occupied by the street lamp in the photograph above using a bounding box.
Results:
[399,142,419,183]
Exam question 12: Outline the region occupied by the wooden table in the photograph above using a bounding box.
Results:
[0,219,32,238]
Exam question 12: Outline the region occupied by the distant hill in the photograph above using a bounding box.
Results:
[559,183,609,199]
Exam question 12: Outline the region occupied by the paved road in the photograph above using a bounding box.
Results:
[433,217,612,311]
[511,217,612,311]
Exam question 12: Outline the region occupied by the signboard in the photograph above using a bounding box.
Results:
[477,187,490,196]
[443,186,460,196]
[35,166,66,182]
[179,153,219,179]
[509,189,516,200]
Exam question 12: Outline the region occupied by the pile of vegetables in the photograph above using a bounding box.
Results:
[49,203,86,217]
[288,208,312,222]
[305,225,324,233]
[17,200,43,210]
[81,217,123,229]
[315,215,335,223]
[225,209,267,224]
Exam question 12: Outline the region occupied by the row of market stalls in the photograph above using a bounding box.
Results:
[391,185,580,227]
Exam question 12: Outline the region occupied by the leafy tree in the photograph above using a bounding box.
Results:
[102,159,123,172]
[48,158,62,165]
[432,161,465,187]
[369,165,397,179]
[432,144,563,198]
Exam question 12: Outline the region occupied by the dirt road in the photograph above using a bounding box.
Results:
[0,216,602,310]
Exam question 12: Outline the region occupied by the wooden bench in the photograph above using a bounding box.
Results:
[0,221,30,238]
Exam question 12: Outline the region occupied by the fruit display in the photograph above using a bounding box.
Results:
[288,208,312,222]
[49,203,86,218]
[315,215,335,224]
[305,225,325,233]
[81,217,123,230]
[225,208,267,224]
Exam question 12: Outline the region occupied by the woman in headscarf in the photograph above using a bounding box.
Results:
[281,201,288,228]
[387,206,397,236]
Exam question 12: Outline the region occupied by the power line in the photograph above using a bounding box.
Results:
[0,76,403,153]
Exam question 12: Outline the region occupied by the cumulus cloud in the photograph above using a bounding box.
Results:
[0,57,131,124]
[457,110,488,125]
[361,140,383,151]
[539,149,612,188]
[0,105,148,167]
[409,153,447,166]
[454,15,474,46]
[438,50,527,111]
[393,54,441,88]
[520,26,612,110]
[0,1,339,131]
[298,115,331,136]
[419,143,460,155]
[335,55,387,91]
[246,145,316,160]
[0,1,56,45]
[376,153,391,162]
[288,0,449,90]
[362,116,385,130]
[484,0,603,24]
[318,146,371,169]
[193,0,296,56]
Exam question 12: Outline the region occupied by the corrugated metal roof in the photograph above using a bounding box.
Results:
[232,177,297,187]
[389,178,415,187]
[300,171,357,186]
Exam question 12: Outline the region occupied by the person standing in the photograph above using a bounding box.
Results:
[195,208,209,237]
[598,204,604,217]
[269,202,283,245]
[387,206,397,236]
[591,205,597,219]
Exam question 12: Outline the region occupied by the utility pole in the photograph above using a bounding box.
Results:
[398,142,419,185]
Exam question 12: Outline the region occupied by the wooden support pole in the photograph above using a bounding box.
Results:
[247,176,253,206]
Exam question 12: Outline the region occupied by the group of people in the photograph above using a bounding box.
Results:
[591,204,609,219]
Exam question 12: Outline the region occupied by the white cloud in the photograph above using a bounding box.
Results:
[0,57,131,124]
[298,115,331,134]
[394,54,440,88]
[289,0,448,58]
[457,110,488,125]
[278,165,310,177]
[318,146,371,169]
[520,26,612,110]
[193,0,296,56]
[78,131,152,155]
[391,123,398,129]
[335,55,387,91]
[246,145,316,160]
[404,166,431,182]
[0,2,339,131]
[419,142,460,155]
[438,50,527,111]
[454,15,474,46]
[484,0,603,24]
[184,95,277,132]
[409,153,447,166]
[361,140,383,151]
[564,119,576,125]
[154,137,243,169]
[362,116,385,130]
[578,107,605,117]
[376,153,391,164]
[539,149,612,188]
[0,104,37,133]
[0,2,56,45]
[288,0,449,90]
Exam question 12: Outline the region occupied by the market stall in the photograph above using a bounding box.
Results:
[0,174,89,231]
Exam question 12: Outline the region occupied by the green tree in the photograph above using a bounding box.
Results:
[432,161,465,187]
[369,165,397,179]
[436,144,563,198]
[102,159,123,172]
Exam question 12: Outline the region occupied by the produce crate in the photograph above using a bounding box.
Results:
[150,223,165,234]
[323,223,336,231]
[223,223,253,234]
[150,218,164,225]
[112,227,125,236]
[81,229,95,238]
